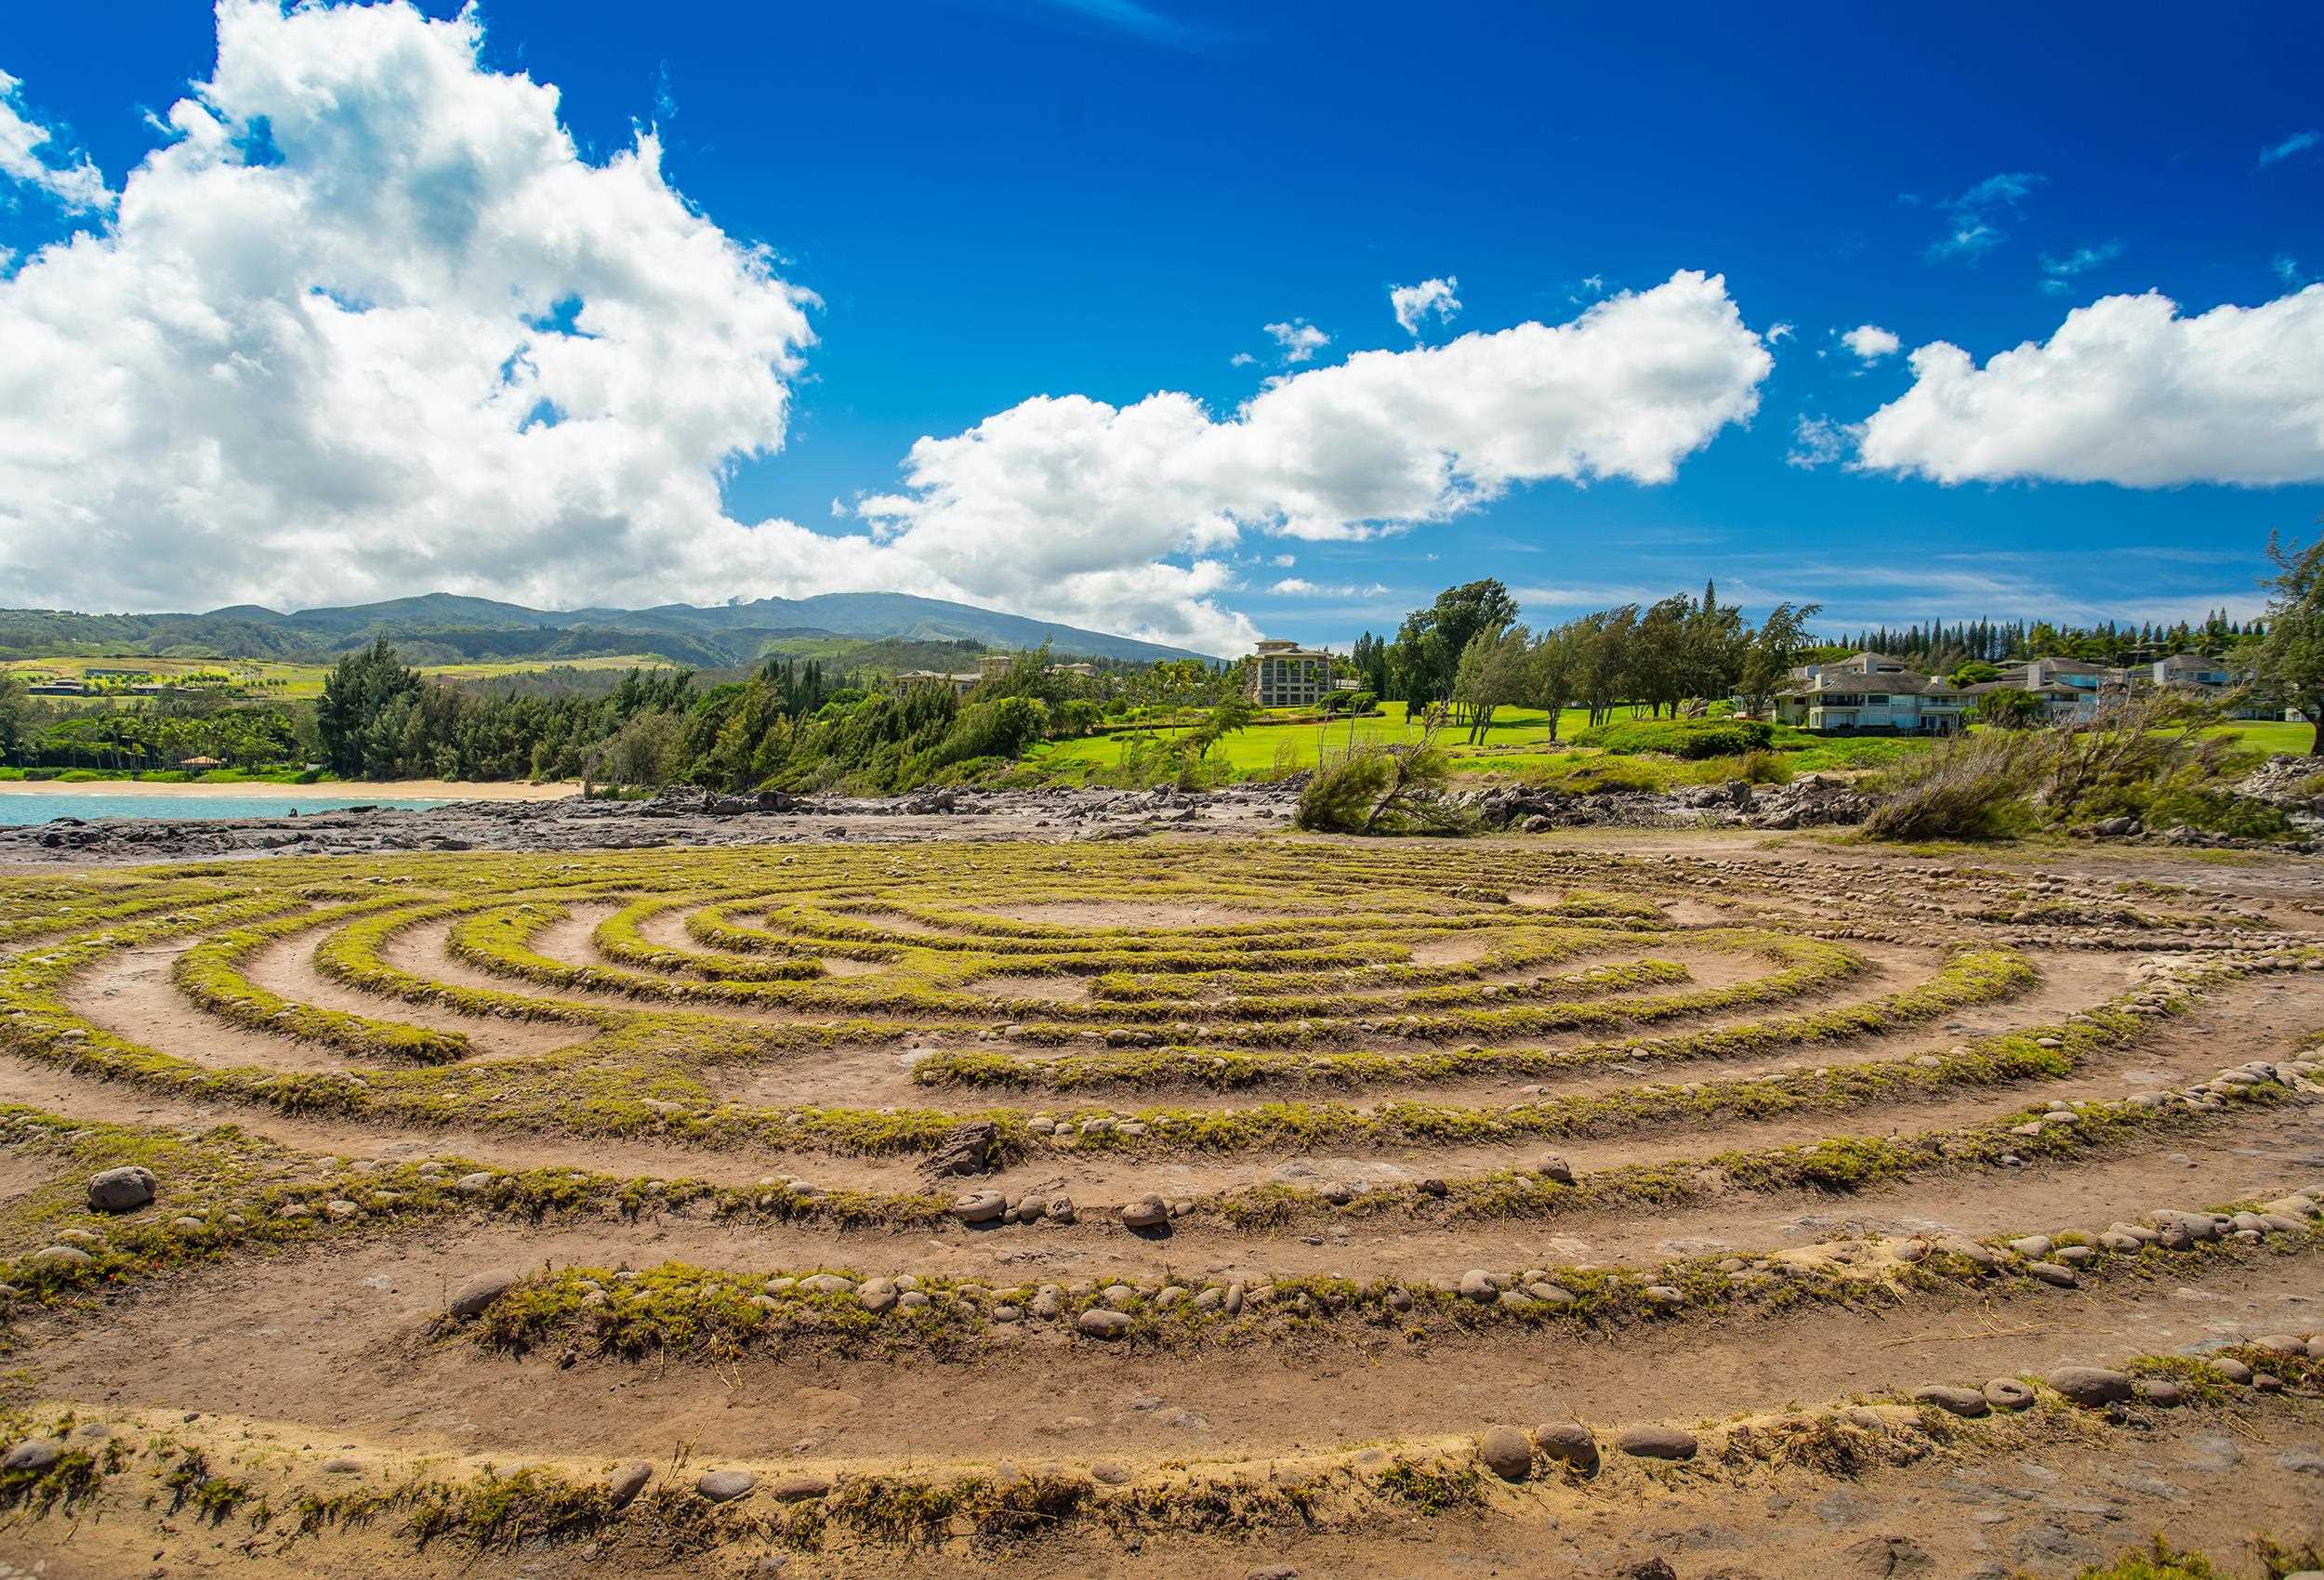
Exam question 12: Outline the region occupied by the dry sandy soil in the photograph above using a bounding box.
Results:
[0,825,2321,1579]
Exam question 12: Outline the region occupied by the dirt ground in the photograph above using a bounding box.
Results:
[2,824,2321,1578]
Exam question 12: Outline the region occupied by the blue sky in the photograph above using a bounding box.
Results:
[1,0,2320,652]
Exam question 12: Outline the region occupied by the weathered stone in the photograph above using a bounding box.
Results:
[923,1119,999,1178]
[1475,1425,1532,1481]
[949,1190,1007,1224]
[1119,1195,1169,1229]
[797,1274,854,1296]
[28,1244,91,1269]
[1,1438,64,1472]
[1842,1535,1934,1577]
[769,1473,831,1502]
[2134,1379,2185,1407]
[2047,1366,2133,1407]
[1531,1421,1599,1474]
[607,1462,652,1509]
[2025,1260,2078,1288]
[1983,1378,2036,1412]
[695,1468,757,1502]
[1458,1268,1499,1302]
[2213,1358,2253,1384]
[86,1165,156,1214]
[1076,1309,1133,1340]
[858,1277,898,1313]
[1536,1154,1576,1185]
[446,1270,519,1320]
[1614,1425,1697,1460]
[1912,1385,1989,1417]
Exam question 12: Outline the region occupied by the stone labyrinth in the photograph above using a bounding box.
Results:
[2,837,2323,1573]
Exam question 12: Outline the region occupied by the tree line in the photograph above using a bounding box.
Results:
[1353,579,1820,742]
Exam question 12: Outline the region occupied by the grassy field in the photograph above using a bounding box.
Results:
[4,652,676,701]
[1026,703,1931,787]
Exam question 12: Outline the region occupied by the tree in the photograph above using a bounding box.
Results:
[0,670,24,762]
[1530,624,1579,741]
[1388,578,1520,708]
[1975,686,2047,730]
[2250,530,2324,755]
[1452,625,1532,744]
[1737,602,1822,717]
[315,640,422,778]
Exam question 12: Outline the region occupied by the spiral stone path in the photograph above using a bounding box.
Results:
[1,834,2321,1576]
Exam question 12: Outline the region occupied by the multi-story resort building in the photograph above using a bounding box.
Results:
[1770,652,1974,734]
[1245,639,1333,708]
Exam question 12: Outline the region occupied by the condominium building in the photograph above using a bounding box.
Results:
[1771,652,1972,734]
[1245,639,1333,708]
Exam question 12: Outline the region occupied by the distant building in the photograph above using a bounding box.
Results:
[898,667,983,698]
[901,654,1103,699]
[1771,652,1971,734]
[1245,639,1332,709]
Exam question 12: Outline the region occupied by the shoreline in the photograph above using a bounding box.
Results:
[0,777,580,803]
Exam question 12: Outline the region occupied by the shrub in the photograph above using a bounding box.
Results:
[1295,747,1396,831]
[1865,731,2040,841]
[1294,742,1462,834]
[1575,718,1773,758]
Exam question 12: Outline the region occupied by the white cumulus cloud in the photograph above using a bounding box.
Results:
[1841,323,1901,362]
[1853,285,2324,486]
[0,4,1775,658]
[0,1,817,620]
[1389,276,1461,336]
[852,270,1774,650]
[0,68,112,212]
[1262,317,1330,363]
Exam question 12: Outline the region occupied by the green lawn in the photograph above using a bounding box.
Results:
[2209,717,2312,756]
[1022,703,1947,787]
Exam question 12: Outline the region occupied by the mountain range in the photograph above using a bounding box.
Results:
[0,592,1210,668]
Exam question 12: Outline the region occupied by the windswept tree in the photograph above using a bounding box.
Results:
[1388,578,1519,706]
[2250,529,2324,755]
[1451,625,1533,744]
[1737,602,1822,717]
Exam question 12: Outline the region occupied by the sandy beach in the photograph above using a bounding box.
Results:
[0,777,580,801]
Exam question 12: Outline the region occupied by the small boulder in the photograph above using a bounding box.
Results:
[769,1472,832,1502]
[1,1438,65,1473]
[949,1190,1007,1224]
[1536,1154,1576,1185]
[1077,1308,1133,1340]
[607,1462,653,1509]
[1982,1378,2036,1412]
[1912,1385,1989,1418]
[2134,1379,2185,1407]
[2047,1366,2133,1407]
[1532,1421,1599,1474]
[1475,1425,1533,1481]
[446,1270,519,1320]
[695,1468,757,1502]
[86,1165,156,1215]
[1614,1425,1697,1461]
[1119,1195,1169,1230]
